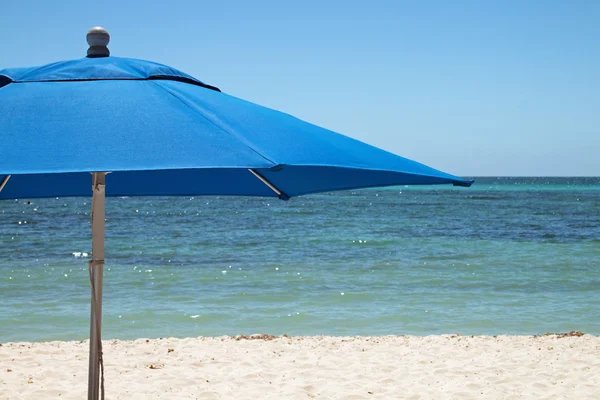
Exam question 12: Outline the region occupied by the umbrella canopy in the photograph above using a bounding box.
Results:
[0,28,472,400]
[0,40,471,200]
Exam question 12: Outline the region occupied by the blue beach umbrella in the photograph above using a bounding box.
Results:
[0,28,472,399]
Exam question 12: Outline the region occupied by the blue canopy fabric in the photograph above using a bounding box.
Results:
[0,56,472,200]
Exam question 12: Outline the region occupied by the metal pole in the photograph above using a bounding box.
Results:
[88,172,106,400]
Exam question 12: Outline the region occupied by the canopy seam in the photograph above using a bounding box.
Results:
[148,80,279,168]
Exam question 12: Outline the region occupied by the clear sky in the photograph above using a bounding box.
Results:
[1,0,598,176]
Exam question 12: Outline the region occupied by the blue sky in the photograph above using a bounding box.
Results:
[1,0,598,176]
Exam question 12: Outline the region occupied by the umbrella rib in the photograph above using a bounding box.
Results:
[248,169,289,200]
[0,175,10,192]
[148,80,277,167]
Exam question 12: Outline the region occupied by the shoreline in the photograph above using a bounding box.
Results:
[0,330,594,344]
[1,333,598,399]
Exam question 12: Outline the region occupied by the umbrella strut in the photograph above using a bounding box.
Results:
[0,175,10,192]
[248,169,289,200]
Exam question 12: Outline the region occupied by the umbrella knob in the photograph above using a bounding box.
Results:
[87,27,110,58]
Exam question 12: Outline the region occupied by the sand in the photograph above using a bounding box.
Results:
[1,333,598,399]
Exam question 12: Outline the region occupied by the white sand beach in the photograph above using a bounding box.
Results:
[1,333,598,399]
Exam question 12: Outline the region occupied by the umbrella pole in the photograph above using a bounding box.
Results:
[88,172,106,400]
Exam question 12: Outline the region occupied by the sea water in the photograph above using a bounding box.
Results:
[1,177,598,342]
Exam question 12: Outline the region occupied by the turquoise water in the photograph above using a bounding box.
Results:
[1,177,599,342]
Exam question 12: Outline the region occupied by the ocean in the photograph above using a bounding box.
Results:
[1,177,598,342]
